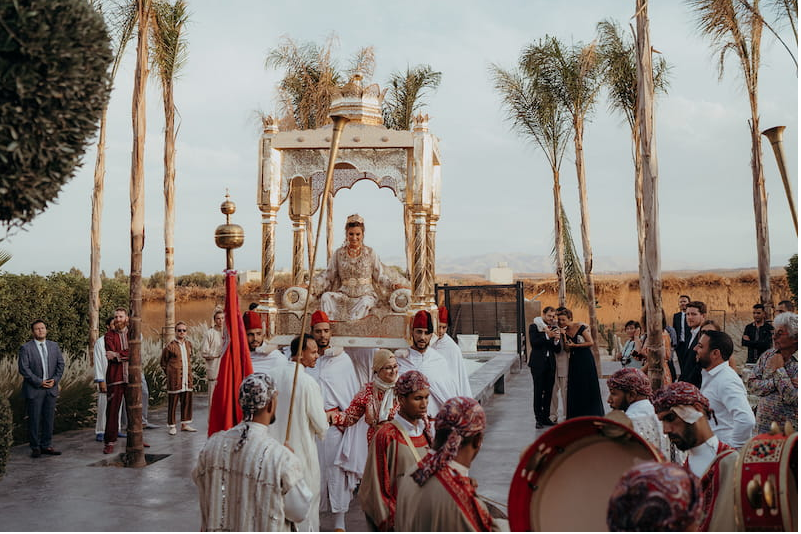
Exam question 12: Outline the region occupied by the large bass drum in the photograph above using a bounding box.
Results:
[507,416,662,532]
[735,429,797,532]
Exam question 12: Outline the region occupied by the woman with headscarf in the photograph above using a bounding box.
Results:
[312,214,409,321]
[329,348,400,444]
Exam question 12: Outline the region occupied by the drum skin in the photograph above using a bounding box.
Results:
[735,431,797,532]
[507,416,662,532]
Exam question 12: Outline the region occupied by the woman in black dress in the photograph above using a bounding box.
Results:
[556,307,604,418]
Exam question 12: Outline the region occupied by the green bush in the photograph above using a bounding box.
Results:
[0,394,11,479]
[0,271,128,358]
[786,254,798,303]
[0,0,112,231]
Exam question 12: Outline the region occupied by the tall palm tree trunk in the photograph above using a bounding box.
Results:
[125,0,150,468]
[552,169,567,306]
[163,77,176,341]
[636,0,664,390]
[89,109,109,358]
[572,120,600,366]
[749,95,772,315]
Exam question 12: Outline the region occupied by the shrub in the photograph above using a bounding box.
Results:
[0,394,11,479]
[787,254,798,302]
[0,0,112,232]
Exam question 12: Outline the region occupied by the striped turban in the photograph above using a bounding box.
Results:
[607,368,652,399]
[395,370,430,397]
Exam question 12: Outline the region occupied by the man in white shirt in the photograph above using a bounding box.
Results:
[200,308,224,399]
[653,382,737,531]
[396,310,461,418]
[431,306,472,397]
[306,310,366,533]
[696,330,755,448]
[269,334,328,532]
[606,367,673,460]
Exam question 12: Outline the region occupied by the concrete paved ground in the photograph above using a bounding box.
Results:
[0,359,620,531]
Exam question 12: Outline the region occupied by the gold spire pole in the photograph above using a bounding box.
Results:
[214,191,245,270]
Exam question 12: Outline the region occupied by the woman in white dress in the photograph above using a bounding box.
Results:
[314,214,408,321]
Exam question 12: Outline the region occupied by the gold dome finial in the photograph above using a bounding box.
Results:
[215,191,244,269]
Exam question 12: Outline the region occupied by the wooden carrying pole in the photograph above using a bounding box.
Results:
[285,115,348,443]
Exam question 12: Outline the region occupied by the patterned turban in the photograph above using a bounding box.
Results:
[395,370,429,397]
[607,462,703,532]
[607,368,652,399]
[652,382,712,419]
[238,372,277,419]
[412,396,486,486]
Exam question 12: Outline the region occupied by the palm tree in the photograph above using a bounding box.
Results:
[634,0,666,389]
[490,59,579,306]
[687,0,772,314]
[149,0,188,341]
[383,65,442,130]
[125,0,151,468]
[88,0,137,360]
[523,37,604,361]
[597,19,669,315]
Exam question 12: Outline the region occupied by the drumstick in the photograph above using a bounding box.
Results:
[478,493,508,510]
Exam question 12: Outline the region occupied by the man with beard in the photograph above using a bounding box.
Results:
[103,307,130,454]
[200,307,224,399]
[742,303,774,364]
[606,368,673,460]
[269,334,327,532]
[245,310,286,375]
[678,300,707,387]
[306,310,365,533]
[529,306,559,428]
[431,306,472,397]
[653,382,737,531]
[193,373,312,531]
[696,330,754,448]
[396,310,460,418]
[359,370,433,531]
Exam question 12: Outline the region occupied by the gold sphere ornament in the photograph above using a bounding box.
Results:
[215,223,244,250]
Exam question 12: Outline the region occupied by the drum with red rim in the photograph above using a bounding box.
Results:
[508,416,662,532]
[735,430,797,532]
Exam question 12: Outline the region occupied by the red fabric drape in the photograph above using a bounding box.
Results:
[207,271,253,436]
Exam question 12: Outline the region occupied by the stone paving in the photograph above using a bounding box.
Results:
[0,358,621,531]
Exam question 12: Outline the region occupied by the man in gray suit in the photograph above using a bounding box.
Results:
[18,320,65,457]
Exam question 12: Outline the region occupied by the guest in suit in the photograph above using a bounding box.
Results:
[678,300,707,387]
[529,306,559,428]
[18,320,65,458]
[673,295,692,362]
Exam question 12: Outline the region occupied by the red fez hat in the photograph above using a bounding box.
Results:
[243,310,262,332]
[311,310,330,327]
[438,306,448,324]
[412,310,433,333]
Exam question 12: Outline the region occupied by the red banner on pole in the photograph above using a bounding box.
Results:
[208,271,253,436]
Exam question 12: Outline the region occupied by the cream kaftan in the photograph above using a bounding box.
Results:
[200,326,223,398]
[192,421,307,532]
[432,333,473,397]
[268,360,328,532]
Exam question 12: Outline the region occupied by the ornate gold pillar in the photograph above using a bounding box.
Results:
[291,218,306,285]
[411,208,428,309]
[259,208,278,337]
[426,213,438,307]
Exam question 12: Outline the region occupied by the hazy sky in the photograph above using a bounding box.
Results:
[3,0,798,277]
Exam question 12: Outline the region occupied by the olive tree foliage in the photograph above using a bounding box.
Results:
[0,0,113,235]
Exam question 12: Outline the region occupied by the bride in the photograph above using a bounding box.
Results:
[313,214,409,321]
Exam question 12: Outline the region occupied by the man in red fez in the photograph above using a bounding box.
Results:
[653,382,737,531]
[396,310,461,418]
[431,306,472,397]
[306,310,364,532]
[246,310,286,377]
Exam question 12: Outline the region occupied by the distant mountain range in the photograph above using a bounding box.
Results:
[382,253,759,276]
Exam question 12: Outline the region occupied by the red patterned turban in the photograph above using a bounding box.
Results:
[412,396,486,485]
[395,370,430,397]
[652,382,711,417]
[607,461,703,532]
[607,368,653,399]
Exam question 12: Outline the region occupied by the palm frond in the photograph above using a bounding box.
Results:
[383,64,442,130]
[149,0,189,84]
[553,203,587,303]
[0,250,10,269]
